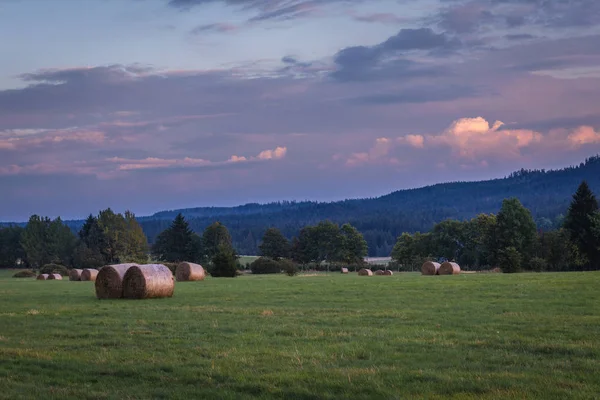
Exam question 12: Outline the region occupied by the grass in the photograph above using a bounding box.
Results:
[0,270,599,399]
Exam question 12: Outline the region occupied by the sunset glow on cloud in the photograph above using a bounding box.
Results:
[1,0,599,220]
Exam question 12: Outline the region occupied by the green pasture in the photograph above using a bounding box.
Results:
[1,270,599,399]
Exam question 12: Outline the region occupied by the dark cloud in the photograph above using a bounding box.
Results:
[438,1,494,33]
[281,56,312,68]
[190,23,238,34]
[347,85,477,105]
[351,12,405,24]
[505,33,536,41]
[169,0,363,21]
[331,28,460,82]
[438,0,600,34]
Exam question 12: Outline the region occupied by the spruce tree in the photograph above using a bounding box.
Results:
[564,181,600,268]
[209,244,238,277]
[152,213,200,262]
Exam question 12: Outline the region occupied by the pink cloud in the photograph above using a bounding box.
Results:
[0,128,106,150]
[107,146,288,172]
[257,146,287,160]
[397,134,425,148]
[568,126,600,147]
[344,117,600,169]
[427,117,542,159]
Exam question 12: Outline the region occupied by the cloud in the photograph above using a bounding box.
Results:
[436,0,600,35]
[505,33,537,41]
[428,117,542,159]
[346,137,396,166]
[568,126,600,146]
[168,0,362,22]
[190,23,238,34]
[257,146,287,160]
[0,145,288,178]
[350,12,405,24]
[348,85,476,104]
[0,128,106,151]
[398,134,425,148]
[105,146,287,172]
[345,117,600,168]
[331,28,460,82]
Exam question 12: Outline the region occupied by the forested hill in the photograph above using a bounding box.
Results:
[139,156,600,257]
[3,156,600,257]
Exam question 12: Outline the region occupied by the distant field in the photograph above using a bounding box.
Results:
[237,255,259,267]
[1,270,599,399]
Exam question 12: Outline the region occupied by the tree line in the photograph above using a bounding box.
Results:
[1,181,599,274]
[391,181,600,272]
[0,209,148,270]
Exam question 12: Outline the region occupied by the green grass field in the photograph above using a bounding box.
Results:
[1,270,599,399]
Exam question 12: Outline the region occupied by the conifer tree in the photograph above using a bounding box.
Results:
[152,213,201,262]
[564,181,600,267]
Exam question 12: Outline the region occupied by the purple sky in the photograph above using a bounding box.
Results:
[1,0,600,221]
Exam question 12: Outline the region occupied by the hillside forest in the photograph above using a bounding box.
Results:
[1,178,599,274]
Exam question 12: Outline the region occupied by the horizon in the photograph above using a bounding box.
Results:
[1,0,600,221]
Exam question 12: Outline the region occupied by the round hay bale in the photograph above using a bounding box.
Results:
[383,270,393,276]
[439,261,461,275]
[341,267,349,274]
[95,263,138,299]
[47,273,62,280]
[175,262,205,282]
[421,261,441,275]
[69,269,83,281]
[123,264,174,299]
[81,269,99,282]
[36,274,49,280]
[374,269,385,275]
[358,268,373,276]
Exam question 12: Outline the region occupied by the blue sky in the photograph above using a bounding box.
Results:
[1,0,600,220]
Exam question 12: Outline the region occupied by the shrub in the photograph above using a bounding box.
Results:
[13,269,36,278]
[250,257,282,274]
[40,264,69,276]
[209,247,238,278]
[498,247,521,273]
[528,257,547,272]
[162,262,178,275]
[280,259,299,276]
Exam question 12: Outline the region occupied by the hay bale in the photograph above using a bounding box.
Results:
[122,264,174,299]
[383,270,393,276]
[175,262,205,282]
[69,269,83,281]
[47,274,62,280]
[341,267,349,274]
[439,261,461,275]
[81,268,99,281]
[36,274,49,280]
[358,268,373,276]
[421,261,441,275]
[95,263,138,299]
[374,269,385,276]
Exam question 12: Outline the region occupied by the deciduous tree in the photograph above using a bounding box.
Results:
[259,228,290,260]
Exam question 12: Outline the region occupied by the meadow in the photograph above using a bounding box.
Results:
[1,270,599,399]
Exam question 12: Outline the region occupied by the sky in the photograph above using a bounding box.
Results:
[1,0,600,221]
